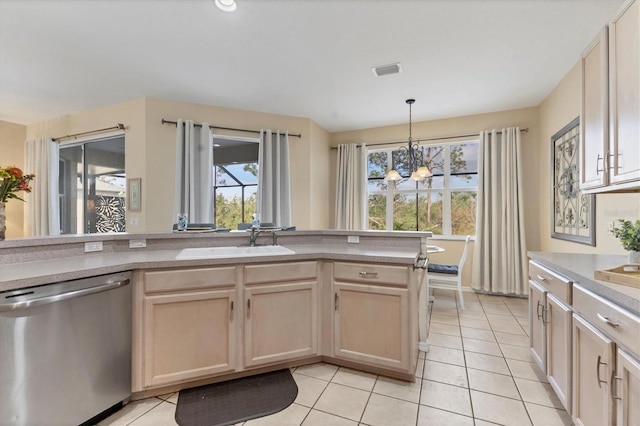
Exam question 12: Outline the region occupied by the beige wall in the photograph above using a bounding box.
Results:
[538,62,640,255]
[18,97,331,235]
[0,120,27,237]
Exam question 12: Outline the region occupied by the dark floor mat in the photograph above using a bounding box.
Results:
[175,369,298,426]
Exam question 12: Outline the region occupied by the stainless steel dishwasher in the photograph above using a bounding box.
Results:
[0,272,132,426]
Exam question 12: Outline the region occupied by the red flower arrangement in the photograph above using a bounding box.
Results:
[0,166,35,203]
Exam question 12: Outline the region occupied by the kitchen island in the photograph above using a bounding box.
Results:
[1,230,432,399]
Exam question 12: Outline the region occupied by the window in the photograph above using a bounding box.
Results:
[58,136,126,234]
[367,141,479,236]
[212,136,259,229]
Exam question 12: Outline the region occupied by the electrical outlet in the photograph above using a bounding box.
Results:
[130,218,139,227]
[347,235,360,244]
[84,241,103,252]
[129,239,147,249]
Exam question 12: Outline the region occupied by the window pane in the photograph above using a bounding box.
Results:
[368,179,387,192]
[451,191,477,236]
[226,163,258,184]
[391,149,411,177]
[420,145,445,175]
[419,175,444,190]
[243,186,257,224]
[368,151,388,178]
[396,178,419,191]
[368,194,386,230]
[451,174,478,188]
[215,167,235,186]
[215,187,245,229]
[418,192,443,234]
[393,193,418,231]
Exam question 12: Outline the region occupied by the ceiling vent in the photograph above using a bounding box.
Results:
[372,63,402,77]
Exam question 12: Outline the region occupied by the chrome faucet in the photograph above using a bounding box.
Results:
[249,227,262,247]
[248,227,278,246]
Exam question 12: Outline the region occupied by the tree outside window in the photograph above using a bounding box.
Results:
[367,141,478,236]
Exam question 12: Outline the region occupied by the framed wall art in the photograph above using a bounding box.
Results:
[127,178,142,212]
[551,117,595,245]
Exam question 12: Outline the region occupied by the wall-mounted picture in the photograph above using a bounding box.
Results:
[127,178,142,212]
[551,117,595,246]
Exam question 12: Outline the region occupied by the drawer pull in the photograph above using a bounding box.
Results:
[597,313,620,328]
[596,355,608,388]
[536,274,547,281]
[334,293,339,311]
[359,272,378,279]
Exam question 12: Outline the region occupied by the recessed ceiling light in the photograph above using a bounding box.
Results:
[215,0,237,12]
[213,143,221,147]
[372,63,402,77]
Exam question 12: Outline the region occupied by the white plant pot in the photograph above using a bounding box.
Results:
[629,251,640,264]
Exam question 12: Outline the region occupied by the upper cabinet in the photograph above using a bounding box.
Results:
[580,0,640,193]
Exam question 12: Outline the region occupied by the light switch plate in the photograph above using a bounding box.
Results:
[347,235,360,244]
[84,241,103,252]
[129,239,147,249]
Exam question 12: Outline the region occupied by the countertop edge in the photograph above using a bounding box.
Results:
[528,251,640,317]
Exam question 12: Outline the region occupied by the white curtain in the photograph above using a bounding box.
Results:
[257,130,291,227]
[174,119,213,224]
[472,127,528,296]
[23,138,59,236]
[335,143,367,230]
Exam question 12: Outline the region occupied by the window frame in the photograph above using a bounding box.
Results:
[366,139,479,236]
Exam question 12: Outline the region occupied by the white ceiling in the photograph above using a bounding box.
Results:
[0,0,625,133]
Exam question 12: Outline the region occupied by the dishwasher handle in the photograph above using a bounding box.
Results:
[0,279,130,311]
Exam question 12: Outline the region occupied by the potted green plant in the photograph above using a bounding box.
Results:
[612,219,640,264]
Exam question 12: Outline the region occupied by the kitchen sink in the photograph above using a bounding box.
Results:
[176,245,295,260]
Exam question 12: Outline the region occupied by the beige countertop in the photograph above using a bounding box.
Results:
[0,230,431,291]
[528,251,640,316]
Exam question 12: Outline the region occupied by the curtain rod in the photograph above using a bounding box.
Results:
[330,127,529,150]
[52,124,125,142]
[161,119,302,138]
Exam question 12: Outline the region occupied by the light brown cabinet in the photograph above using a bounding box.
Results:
[333,282,410,371]
[615,348,640,426]
[137,267,238,389]
[572,313,615,426]
[546,293,573,412]
[143,289,237,387]
[608,0,640,186]
[529,280,547,372]
[580,0,640,192]
[244,281,318,368]
[529,261,574,413]
[332,262,412,372]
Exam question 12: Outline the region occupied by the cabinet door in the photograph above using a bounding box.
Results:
[616,348,640,426]
[244,282,317,368]
[546,293,573,414]
[580,27,609,190]
[609,0,640,185]
[333,282,409,371]
[143,289,236,387]
[529,280,547,373]
[573,313,615,426]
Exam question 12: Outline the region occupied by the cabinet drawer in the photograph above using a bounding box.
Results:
[529,261,572,304]
[334,262,409,287]
[144,267,236,293]
[244,261,317,284]
[573,284,640,355]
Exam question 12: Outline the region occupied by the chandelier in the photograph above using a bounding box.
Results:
[385,99,433,182]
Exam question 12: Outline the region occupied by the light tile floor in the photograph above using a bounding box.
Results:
[100,290,573,426]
